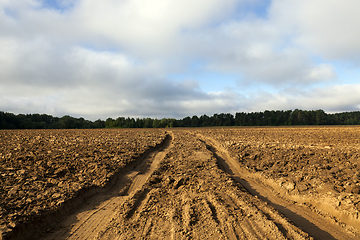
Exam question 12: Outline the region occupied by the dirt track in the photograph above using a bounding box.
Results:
[1,127,360,239]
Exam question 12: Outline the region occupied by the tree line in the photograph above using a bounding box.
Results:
[1,109,360,129]
[0,112,105,129]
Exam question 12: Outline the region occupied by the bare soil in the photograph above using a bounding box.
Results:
[1,127,360,239]
[0,129,167,239]
[196,126,360,239]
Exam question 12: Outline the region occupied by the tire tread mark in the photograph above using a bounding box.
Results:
[204,199,220,225]
[124,189,149,219]
[206,194,239,240]
[198,134,316,240]
[141,218,153,238]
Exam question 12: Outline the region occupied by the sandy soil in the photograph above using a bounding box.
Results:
[1,127,360,239]
[0,129,167,239]
[197,127,360,237]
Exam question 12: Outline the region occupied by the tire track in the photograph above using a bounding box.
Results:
[96,130,310,239]
[210,192,287,240]
[204,195,238,240]
[170,207,183,240]
[213,195,247,240]
[198,134,357,240]
[41,133,173,240]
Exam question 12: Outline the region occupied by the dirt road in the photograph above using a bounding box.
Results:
[4,129,359,239]
[196,133,358,240]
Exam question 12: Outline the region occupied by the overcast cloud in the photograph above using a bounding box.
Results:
[1,0,360,120]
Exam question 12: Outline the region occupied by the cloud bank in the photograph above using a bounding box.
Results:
[1,0,359,120]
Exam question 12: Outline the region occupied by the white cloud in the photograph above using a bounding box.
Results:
[0,36,243,119]
[247,84,360,113]
[0,0,359,120]
[270,0,360,60]
[193,19,336,85]
[67,0,239,58]
[306,64,336,81]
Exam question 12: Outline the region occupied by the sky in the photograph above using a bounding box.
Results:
[1,0,360,120]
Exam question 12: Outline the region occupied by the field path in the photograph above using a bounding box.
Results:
[96,131,311,240]
[196,133,358,240]
[41,133,173,240]
[35,130,359,239]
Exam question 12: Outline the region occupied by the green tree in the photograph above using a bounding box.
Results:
[191,115,200,127]
[315,109,327,125]
[144,118,153,128]
[105,118,116,128]
[199,114,211,127]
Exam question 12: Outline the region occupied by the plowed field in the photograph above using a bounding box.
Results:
[1,127,360,240]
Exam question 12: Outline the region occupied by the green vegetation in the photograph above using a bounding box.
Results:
[1,109,360,129]
[0,112,104,129]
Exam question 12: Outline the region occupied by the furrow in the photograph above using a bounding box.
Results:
[204,199,220,225]
[206,194,238,240]
[238,218,261,240]
[232,221,246,240]
[124,189,150,219]
[41,133,173,240]
[199,135,299,240]
[170,208,182,240]
[198,134,349,239]
[140,218,153,238]
[182,198,192,230]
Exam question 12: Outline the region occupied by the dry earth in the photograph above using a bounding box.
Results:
[1,127,360,239]
[0,129,167,239]
[196,127,360,238]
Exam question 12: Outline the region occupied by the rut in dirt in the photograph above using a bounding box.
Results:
[8,130,358,240]
[99,130,312,240]
[198,134,358,240]
[37,133,173,240]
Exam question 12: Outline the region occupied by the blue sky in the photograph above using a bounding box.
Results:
[1,0,360,120]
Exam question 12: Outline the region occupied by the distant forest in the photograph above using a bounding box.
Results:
[1,109,360,129]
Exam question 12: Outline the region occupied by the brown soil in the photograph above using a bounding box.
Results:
[196,126,360,239]
[1,127,360,239]
[0,129,167,239]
